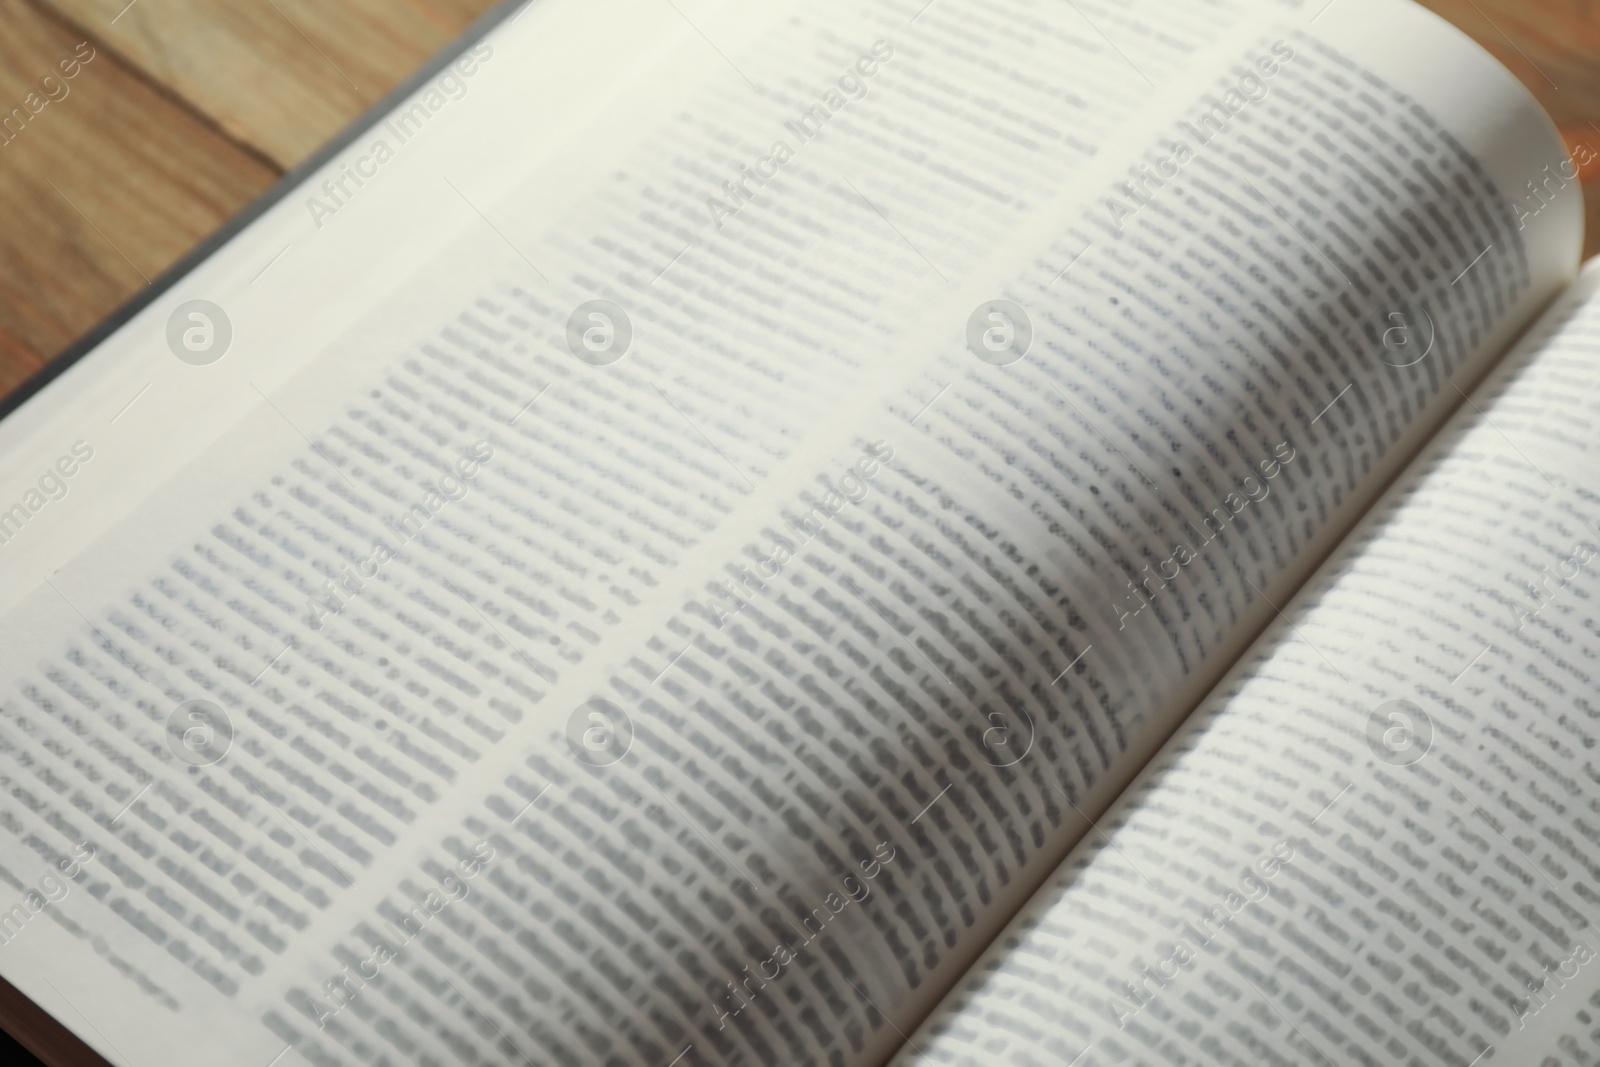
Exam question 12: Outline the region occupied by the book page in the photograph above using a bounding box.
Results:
[0,1,1580,1066]
[888,258,1600,1065]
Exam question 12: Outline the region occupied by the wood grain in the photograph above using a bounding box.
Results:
[47,0,501,167]
[0,0,276,370]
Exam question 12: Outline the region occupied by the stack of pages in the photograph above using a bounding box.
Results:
[0,0,1593,1063]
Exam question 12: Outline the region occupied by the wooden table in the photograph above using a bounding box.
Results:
[0,0,1595,401]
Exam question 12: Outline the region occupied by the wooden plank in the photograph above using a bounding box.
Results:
[43,0,502,168]
[0,326,43,402]
[0,0,277,375]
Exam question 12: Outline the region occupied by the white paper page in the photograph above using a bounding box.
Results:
[888,261,1600,1066]
[0,1,1579,1066]
[0,0,1260,611]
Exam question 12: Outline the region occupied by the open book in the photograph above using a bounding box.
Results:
[0,0,1593,1062]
